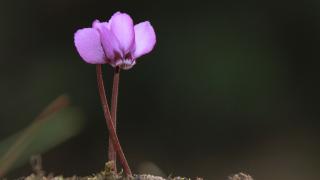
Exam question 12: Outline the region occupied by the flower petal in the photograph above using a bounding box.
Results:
[109,12,135,55]
[92,19,110,31]
[92,20,123,64]
[98,24,122,61]
[132,21,156,59]
[74,28,106,64]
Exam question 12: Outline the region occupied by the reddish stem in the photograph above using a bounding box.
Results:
[96,64,132,176]
[109,67,120,171]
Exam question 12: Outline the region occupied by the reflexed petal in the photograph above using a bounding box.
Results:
[74,28,106,64]
[92,20,109,30]
[99,24,122,60]
[109,12,135,54]
[133,21,156,58]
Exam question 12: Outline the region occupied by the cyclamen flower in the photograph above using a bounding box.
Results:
[74,12,156,70]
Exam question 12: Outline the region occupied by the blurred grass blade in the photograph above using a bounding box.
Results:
[0,96,85,177]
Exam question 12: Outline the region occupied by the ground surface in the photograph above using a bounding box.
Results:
[21,161,253,180]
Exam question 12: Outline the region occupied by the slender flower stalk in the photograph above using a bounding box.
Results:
[109,67,120,171]
[96,64,131,176]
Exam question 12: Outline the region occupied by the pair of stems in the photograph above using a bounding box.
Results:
[96,65,132,176]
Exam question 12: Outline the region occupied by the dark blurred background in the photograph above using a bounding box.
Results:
[1,0,320,179]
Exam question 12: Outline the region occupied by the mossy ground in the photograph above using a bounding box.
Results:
[22,161,194,180]
[21,161,252,180]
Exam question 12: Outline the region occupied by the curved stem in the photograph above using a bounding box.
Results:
[96,64,132,176]
[109,67,120,171]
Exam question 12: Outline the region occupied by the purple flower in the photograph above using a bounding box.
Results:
[74,12,156,70]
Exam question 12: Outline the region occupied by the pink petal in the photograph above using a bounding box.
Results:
[132,21,156,59]
[98,24,122,61]
[92,19,110,30]
[109,12,135,55]
[74,28,106,64]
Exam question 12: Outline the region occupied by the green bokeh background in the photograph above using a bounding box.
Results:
[0,0,320,179]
